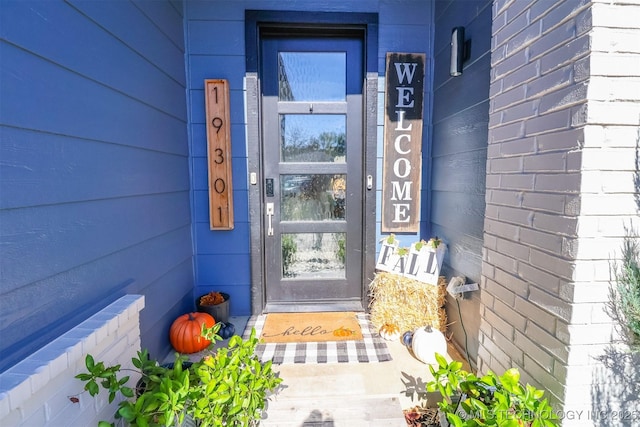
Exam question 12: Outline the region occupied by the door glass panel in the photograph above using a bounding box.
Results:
[278,52,346,101]
[281,174,346,221]
[261,35,364,306]
[282,233,346,279]
[281,114,346,162]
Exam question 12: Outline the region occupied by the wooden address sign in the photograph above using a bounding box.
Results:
[205,79,234,230]
[381,53,425,233]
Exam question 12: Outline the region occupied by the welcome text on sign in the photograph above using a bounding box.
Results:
[382,53,425,232]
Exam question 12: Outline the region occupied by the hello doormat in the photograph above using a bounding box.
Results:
[260,312,363,343]
[243,312,392,364]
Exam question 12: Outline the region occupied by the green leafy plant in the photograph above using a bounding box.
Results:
[428,237,442,249]
[75,324,282,427]
[426,353,558,427]
[413,239,428,252]
[609,228,640,351]
[382,235,441,257]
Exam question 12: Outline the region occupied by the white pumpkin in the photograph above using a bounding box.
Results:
[411,325,447,364]
[379,323,401,341]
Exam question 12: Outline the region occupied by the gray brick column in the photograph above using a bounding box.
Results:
[481,1,640,424]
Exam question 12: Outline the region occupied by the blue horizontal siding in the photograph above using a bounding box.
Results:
[196,254,252,284]
[185,3,252,314]
[378,23,430,55]
[187,0,379,20]
[379,0,432,26]
[432,58,492,123]
[1,44,187,154]
[432,224,484,280]
[0,128,189,209]
[431,0,492,269]
[1,192,191,293]
[431,192,486,239]
[0,226,191,332]
[140,258,195,358]
[188,55,247,89]
[188,21,245,55]
[431,0,492,368]
[1,226,192,371]
[432,102,490,157]
[193,189,249,223]
[67,0,186,86]
[194,222,250,255]
[431,149,487,195]
[0,0,190,372]
[2,0,186,119]
[132,0,185,49]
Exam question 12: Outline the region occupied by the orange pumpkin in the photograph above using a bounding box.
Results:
[333,326,355,337]
[169,312,215,354]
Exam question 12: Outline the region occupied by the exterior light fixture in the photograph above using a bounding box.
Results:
[450,26,470,77]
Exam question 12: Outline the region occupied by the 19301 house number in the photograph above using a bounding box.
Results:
[205,79,234,230]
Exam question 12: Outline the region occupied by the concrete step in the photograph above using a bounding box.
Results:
[261,395,407,426]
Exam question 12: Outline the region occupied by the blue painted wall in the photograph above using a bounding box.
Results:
[184,0,433,314]
[431,0,493,367]
[0,0,484,372]
[0,0,192,371]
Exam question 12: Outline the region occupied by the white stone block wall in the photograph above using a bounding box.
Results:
[482,0,639,425]
[0,295,145,426]
[568,1,640,424]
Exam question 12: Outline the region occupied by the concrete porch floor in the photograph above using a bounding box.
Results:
[211,316,469,426]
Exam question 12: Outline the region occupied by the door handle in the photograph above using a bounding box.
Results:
[266,202,274,236]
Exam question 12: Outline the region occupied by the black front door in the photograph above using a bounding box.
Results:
[260,35,365,311]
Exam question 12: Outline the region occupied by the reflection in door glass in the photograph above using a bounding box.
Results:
[282,233,346,279]
[281,174,346,221]
[278,52,346,101]
[281,115,346,162]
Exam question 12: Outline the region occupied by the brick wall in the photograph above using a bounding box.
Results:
[0,295,144,426]
[482,0,639,424]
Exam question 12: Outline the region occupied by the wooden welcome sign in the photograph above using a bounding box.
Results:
[381,53,425,232]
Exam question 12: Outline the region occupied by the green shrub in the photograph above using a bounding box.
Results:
[76,325,282,427]
[610,228,640,351]
[426,353,558,427]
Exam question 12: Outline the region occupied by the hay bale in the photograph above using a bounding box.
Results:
[369,272,447,334]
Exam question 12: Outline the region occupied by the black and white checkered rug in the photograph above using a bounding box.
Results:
[243,313,392,364]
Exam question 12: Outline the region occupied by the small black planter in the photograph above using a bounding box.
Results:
[196,292,230,323]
